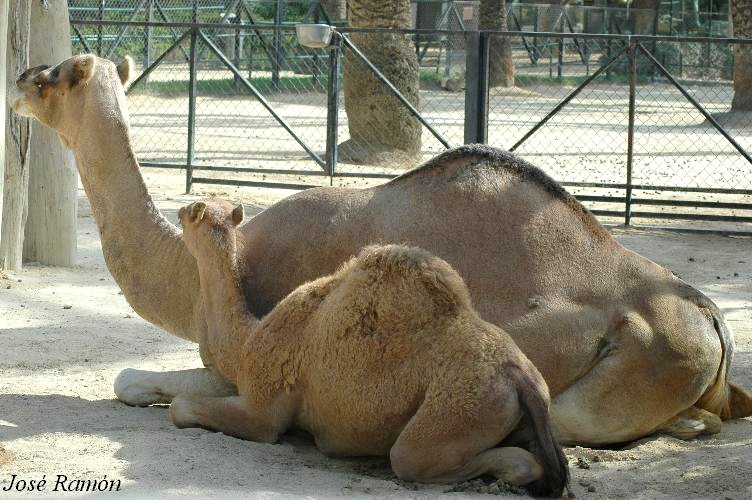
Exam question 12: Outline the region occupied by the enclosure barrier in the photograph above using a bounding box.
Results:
[69,15,752,233]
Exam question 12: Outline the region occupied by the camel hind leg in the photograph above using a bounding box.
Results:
[389,382,542,487]
[657,406,721,440]
[169,394,295,443]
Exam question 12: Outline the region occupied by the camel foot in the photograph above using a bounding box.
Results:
[658,406,721,440]
[114,369,171,406]
[114,367,237,406]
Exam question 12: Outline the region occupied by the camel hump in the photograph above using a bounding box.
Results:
[509,367,570,498]
[354,244,473,314]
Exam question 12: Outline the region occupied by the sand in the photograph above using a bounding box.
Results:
[1,173,751,499]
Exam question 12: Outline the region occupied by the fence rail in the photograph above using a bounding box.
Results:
[68,15,752,234]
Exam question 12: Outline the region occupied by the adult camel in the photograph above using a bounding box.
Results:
[9,54,752,446]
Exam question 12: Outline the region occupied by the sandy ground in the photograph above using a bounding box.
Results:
[1,170,751,499]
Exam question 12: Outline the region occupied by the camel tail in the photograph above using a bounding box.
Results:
[696,307,752,419]
[512,368,570,498]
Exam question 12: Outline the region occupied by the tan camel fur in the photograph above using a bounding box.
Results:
[173,198,570,496]
[9,54,752,446]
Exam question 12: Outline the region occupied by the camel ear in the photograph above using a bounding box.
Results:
[231,204,244,226]
[116,56,133,87]
[69,54,97,87]
[190,202,207,223]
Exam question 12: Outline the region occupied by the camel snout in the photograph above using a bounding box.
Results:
[7,84,33,118]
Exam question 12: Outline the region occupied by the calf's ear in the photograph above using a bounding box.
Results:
[231,204,244,226]
[190,202,207,223]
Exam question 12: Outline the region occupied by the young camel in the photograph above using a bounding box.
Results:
[173,198,570,496]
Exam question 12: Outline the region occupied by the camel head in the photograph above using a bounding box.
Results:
[8,53,133,148]
[178,198,245,260]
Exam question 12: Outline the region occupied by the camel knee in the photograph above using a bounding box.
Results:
[389,443,445,483]
[658,406,722,440]
[490,447,544,486]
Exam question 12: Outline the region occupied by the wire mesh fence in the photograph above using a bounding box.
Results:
[68,2,752,232]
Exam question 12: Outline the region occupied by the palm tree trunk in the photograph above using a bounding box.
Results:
[480,0,515,88]
[340,0,421,165]
[320,0,346,20]
[731,0,752,111]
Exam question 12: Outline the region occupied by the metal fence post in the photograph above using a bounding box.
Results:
[558,15,564,80]
[273,0,284,90]
[144,0,153,87]
[186,27,198,194]
[234,0,242,90]
[464,31,489,144]
[625,41,636,226]
[326,35,341,182]
[97,0,105,55]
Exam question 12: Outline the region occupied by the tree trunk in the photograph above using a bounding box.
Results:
[341,0,421,165]
[23,0,77,266]
[0,0,9,236]
[1,0,31,271]
[731,0,752,111]
[320,0,346,20]
[480,0,515,88]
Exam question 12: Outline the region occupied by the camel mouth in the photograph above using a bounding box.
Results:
[7,84,34,118]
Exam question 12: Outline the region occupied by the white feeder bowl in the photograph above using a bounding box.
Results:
[295,24,334,49]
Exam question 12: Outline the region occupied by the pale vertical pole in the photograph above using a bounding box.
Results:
[24,0,78,266]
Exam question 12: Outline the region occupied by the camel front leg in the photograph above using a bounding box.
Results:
[114,368,236,406]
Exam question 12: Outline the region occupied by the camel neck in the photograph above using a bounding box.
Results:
[195,242,259,384]
[71,81,203,342]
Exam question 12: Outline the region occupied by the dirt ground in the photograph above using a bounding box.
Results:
[1,170,751,499]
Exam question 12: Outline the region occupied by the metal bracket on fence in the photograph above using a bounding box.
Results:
[71,25,93,55]
[509,9,540,64]
[509,43,629,152]
[637,43,752,166]
[340,34,451,149]
[237,1,280,68]
[198,30,326,168]
[126,29,192,93]
[105,0,150,59]
[153,0,191,63]
[464,31,489,145]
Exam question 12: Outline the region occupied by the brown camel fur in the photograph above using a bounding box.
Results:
[9,54,752,446]
[173,198,570,496]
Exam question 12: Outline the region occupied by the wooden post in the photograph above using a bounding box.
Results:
[23,0,78,266]
[0,0,9,236]
[1,0,31,271]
